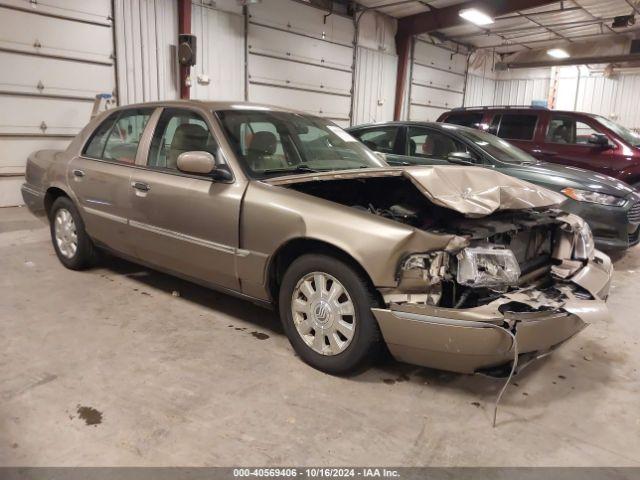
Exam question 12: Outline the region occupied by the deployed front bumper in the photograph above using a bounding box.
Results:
[372,251,613,374]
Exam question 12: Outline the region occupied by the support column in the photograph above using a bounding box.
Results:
[393,34,411,121]
[178,0,192,100]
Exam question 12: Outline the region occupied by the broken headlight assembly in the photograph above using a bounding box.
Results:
[456,247,521,288]
[561,187,626,207]
[573,221,595,260]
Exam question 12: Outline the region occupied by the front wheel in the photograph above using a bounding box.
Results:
[278,254,382,375]
[49,196,96,270]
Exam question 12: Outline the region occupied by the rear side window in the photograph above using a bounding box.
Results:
[495,114,537,141]
[83,108,153,163]
[83,114,118,159]
[443,113,484,129]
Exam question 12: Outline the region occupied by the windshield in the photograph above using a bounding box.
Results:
[453,127,539,165]
[594,115,640,147]
[215,109,385,178]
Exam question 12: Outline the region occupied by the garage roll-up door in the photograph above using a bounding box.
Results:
[0,0,116,206]
[247,0,355,127]
[409,38,468,121]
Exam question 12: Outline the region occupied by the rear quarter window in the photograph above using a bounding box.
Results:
[443,112,484,129]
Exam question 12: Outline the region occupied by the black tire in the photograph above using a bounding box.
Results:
[278,253,382,375]
[49,196,96,270]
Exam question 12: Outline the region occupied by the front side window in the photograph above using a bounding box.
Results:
[215,110,385,178]
[407,126,468,160]
[148,109,218,170]
[594,115,640,147]
[350,127,398,154]
[546,116,598,145]
[495,114,537,141]
[83,109,152,163]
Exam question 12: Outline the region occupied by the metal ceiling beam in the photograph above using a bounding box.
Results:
[475,28,640,50]
[503,53,640,69]
[396,0,558,38]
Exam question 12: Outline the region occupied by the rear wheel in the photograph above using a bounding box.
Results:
[279,253,382,375]
[50,196,96,270]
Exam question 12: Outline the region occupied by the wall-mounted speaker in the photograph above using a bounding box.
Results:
[178,34,197,66]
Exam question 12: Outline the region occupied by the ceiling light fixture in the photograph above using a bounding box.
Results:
[547,48,570,59]
[458,8,494,26]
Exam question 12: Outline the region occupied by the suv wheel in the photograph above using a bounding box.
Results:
[279,253,382,375]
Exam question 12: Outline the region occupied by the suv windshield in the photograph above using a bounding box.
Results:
[215,109,385,178]
[594,115,640,147]
[453,126,539,165]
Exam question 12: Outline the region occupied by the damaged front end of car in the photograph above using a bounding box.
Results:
[374,208,612,376]
[270,166,613,377]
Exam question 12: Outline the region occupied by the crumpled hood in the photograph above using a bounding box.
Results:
[265,165,565,217]
[501,161,635,198]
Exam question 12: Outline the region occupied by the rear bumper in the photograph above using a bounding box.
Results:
[21,183,46,217]
[372,251,613,374]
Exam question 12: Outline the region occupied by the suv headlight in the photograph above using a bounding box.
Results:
[573,221,595,260]
[561,187,626,207]
[456,247,520,288]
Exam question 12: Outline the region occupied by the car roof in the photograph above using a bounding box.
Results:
[444,107,600,118]
[108,100,314,116]
[347,121,478,132]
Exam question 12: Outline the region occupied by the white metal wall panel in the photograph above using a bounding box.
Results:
[464,74,496,107]
[352,47,397,125]
[0,0,115,206]
[555,67,640,131]
[494,77,550,106]
[191,2,244,101]
[247,0,354,124]
[409,39,467,121]
[114,0,179,104]
[0,7,113,63]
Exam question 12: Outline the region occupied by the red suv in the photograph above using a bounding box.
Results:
[437,107,640,189]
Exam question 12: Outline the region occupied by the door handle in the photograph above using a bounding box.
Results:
[72,169,85,178]
[131,181,151,192]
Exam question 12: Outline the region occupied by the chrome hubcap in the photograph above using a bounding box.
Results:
[54,208,77,259]
[291,272,356,356]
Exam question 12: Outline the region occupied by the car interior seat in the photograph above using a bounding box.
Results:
[247,131,285,170]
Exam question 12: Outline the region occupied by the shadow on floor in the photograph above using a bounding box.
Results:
[93,252,614,417]
[97,253,283,335]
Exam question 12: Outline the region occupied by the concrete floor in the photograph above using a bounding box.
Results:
[1,205,639,467]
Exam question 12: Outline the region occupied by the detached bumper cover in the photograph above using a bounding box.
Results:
[372,251,613,374]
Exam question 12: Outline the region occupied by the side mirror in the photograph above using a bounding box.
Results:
[588,133,610,148]
[177,151,216,175]
[447,151,476,165]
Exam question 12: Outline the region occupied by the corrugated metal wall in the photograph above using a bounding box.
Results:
[493,71,550,106]
[352,11,397,125]
[555,66,640,131]
[114,0,179,104]
[464,74,495,107]
[191,1,245,101]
